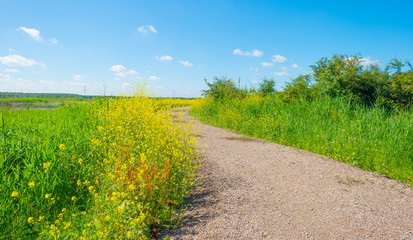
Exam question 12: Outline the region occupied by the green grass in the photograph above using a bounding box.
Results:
[1,95,200,239]
[191,95,413,184]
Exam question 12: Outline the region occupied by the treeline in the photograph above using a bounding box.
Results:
[0,92,95,99]
[203,54,413,110]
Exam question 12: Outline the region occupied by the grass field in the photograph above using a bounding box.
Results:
[0,91,200,239]
[190,95,413,184]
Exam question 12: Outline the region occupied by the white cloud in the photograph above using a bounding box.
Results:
[233,49,243,55]
[109,65,139,78]
[179,60,193,67]
[155,55,173,61]
[261,62,273,67]
[73,74,85,80]
[149,75,161,81]
[291,63,299,68]
[137,25,157,34]
[113,77,121,81]
[115,72,127,77]
[345,56,381,68]
[233,48,263,57]
[0,55,39,67]
[17,27,42,41]
[360,56,381,67]
[148,25,157,33]
[126,69,137,75]
[272,55,287,63]
[8,47,16,52]
[5,68,19,73]
[109,65,127,72]
[49,38,58,44]
[281,66,288,71]
[271,71,288,76]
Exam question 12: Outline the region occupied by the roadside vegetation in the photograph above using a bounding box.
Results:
[0,86,200,239]
[191,54,413,184]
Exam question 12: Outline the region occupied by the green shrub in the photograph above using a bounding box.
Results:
[202,76,242,101]
[258,77,276,96]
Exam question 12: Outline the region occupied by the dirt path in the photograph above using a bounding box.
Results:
[160,107,412,239]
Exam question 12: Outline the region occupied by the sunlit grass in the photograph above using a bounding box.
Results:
[191,95,413,184]
[0,86,200,239]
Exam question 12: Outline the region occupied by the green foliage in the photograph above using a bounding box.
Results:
[310,54,386,106]
[280,54,413,110]
[202,76,242,101]
[258,77,276,96]
[279,74,313,103]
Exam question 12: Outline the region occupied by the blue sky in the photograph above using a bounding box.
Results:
[0,0,412,97]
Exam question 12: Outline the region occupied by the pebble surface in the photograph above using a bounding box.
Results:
[159,107,413,239]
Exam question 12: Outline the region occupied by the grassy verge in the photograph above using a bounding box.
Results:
[190,95,413,184]
[1,88,200,239]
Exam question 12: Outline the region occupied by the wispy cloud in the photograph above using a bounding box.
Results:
[5,68,19,73]
[155,55,173,61]
[360,56,381,67]
[137,25,157,34]
[148,25,157,33]
[249,67,260,76]
[261,62,273,67]
[109,65,138,78]
[17,27,42,41]
[179,60,193,67]
[49,38,58,44]
[272,55,287,63]
[291,63,299,68]
[149,75,161,81]
[0,55,40,67]
[271,71,288,76]
[8,47,16,52]
[73,74,85,80]
[233,49,263,57]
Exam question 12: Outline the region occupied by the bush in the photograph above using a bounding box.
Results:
[279,74,313,103]
[258,77,276,96]
[202,76,242,101]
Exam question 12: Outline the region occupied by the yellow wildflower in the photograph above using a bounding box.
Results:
[59,144,66,150]
[64,222,71,229]
[77,179,81,186]
[38,216,44,221]
[45,193,51,199]
[81,211,86,215]
[43,162,51,169]
[28,217,34,224]
[11,191,19,198]
[128,184,136,191]
[71,196,77,201]
[97,126,103,132]
[28,182,35,188]
[78,158,83,165]
[88,186,94,191]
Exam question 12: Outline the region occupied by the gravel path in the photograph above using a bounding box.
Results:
[160,107,412,239]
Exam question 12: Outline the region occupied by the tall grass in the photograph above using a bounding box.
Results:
[191,95,413,184]
[1,87,200,239]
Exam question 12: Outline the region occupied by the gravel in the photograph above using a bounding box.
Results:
[159,107,413,239]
